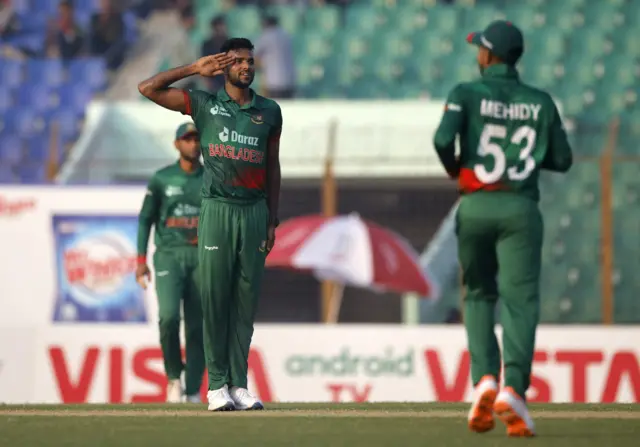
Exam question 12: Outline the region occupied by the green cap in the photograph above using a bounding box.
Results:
[467,20,524,65]
[175,122,199,140]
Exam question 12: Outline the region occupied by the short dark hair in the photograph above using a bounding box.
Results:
[263,15,278,27]
[181,6,194,20]
[220,38,254,53]
[211,15,225,27]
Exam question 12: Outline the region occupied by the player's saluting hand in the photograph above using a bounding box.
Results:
[194,53,235,77]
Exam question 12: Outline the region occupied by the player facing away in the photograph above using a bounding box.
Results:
[136,122,205,403]
[137,38,282,411]
[433,20,573,437]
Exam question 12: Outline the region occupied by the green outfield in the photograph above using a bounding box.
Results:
[1,403,639,447]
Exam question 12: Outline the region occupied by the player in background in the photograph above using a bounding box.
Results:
[137,38,282,411]
[433,20,572,437]
[136,123,205,403]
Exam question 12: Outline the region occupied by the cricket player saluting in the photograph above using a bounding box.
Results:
[136,122,205,403]
[433,20,573,437]
[138,38,282,411]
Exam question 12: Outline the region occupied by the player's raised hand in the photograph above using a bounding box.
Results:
[194,53,234,77]
[136,264,151,290]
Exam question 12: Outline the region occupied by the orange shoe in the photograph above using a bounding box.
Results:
[467,375,498,433]
[494,387,536,437]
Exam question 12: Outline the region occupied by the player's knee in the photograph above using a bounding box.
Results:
[465,283,499,301]
[499,282,539,304]
[185,321,203,338]
[158,314,180,332]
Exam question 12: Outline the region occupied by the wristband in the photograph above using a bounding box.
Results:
[137,255,146,265]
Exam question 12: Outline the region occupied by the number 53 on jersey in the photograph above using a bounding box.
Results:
[433,85,573,202]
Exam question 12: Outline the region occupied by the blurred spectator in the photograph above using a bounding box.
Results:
[0,0,20,39]
[201,15,228,92]
[445,308,462,324]
[173,0,193,14]
[255,15,296,99]
[46,0,85,60]
[90,0,126,69]
[180,5,195,32]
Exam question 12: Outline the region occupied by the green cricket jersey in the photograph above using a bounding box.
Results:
[182,87,282,202]
[137,162,203,257]
[433,64,573,202]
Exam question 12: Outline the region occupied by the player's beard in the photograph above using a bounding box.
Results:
[181,152,200,163]
[478,63,485,75]
[229,72,254,89]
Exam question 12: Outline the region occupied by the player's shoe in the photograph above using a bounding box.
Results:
[185,394,201,404]
[207,385,236,411]
[494,387,536,437]
[467,375,498,433]
[229,386,264,411]
[166,379,183,403]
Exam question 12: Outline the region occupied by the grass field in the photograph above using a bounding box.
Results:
[1,403,639,447]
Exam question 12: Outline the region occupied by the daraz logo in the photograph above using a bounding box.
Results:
[218,127,229,142]
[218,127,259,147]
[285,348,415,377]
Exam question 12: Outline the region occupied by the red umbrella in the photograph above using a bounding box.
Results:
[267,213,438,322]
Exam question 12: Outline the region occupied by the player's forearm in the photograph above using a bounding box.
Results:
[266,161,281,223]
[136,219,153,262]
[137,64,197,103]
[434,143,460,178]
[433,121,461,178]
[542,145,573,173]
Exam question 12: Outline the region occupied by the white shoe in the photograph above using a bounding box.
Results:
[166,379,183,403]
[185,394,201,403]
[468,375,498,433]
[207,385,235,411]
[494,387,536,437]
[229,386,264,411]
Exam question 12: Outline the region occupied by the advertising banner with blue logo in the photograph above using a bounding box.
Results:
[51,214,147,323]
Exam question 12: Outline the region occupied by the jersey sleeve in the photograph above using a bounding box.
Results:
[433,84,466,178]
[269,104,283,144]
[541,102,573,173]
[182,89,210,121]
[137,175,161,260]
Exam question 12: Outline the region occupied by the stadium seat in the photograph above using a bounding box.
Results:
[345,5,388,34]
[45,110,82,142]
[1,109,46,136]
[601,55,639,87]
[224,6,262,41]
[19,164,47,184]
[266,6,301,35]
[68,58,108,91]
[0,134,24,165]
[16,85,58,113]
[58,84,96,115]
[462,5,504,31]
[0,88,12,111]
[10,0,30,15]
[305,6,341,35]
[0,59,24,89]
[26,138,50,161]
[0,164,18,183]
[26,59,66,87]
[31,0,58,15]
[385,7,429,34]
[582,2,625,31]
[296,32,333,61]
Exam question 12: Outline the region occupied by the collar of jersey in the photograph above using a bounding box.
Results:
[176,161,203,176]
[482,63,519,79]
[216,87,261,110]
